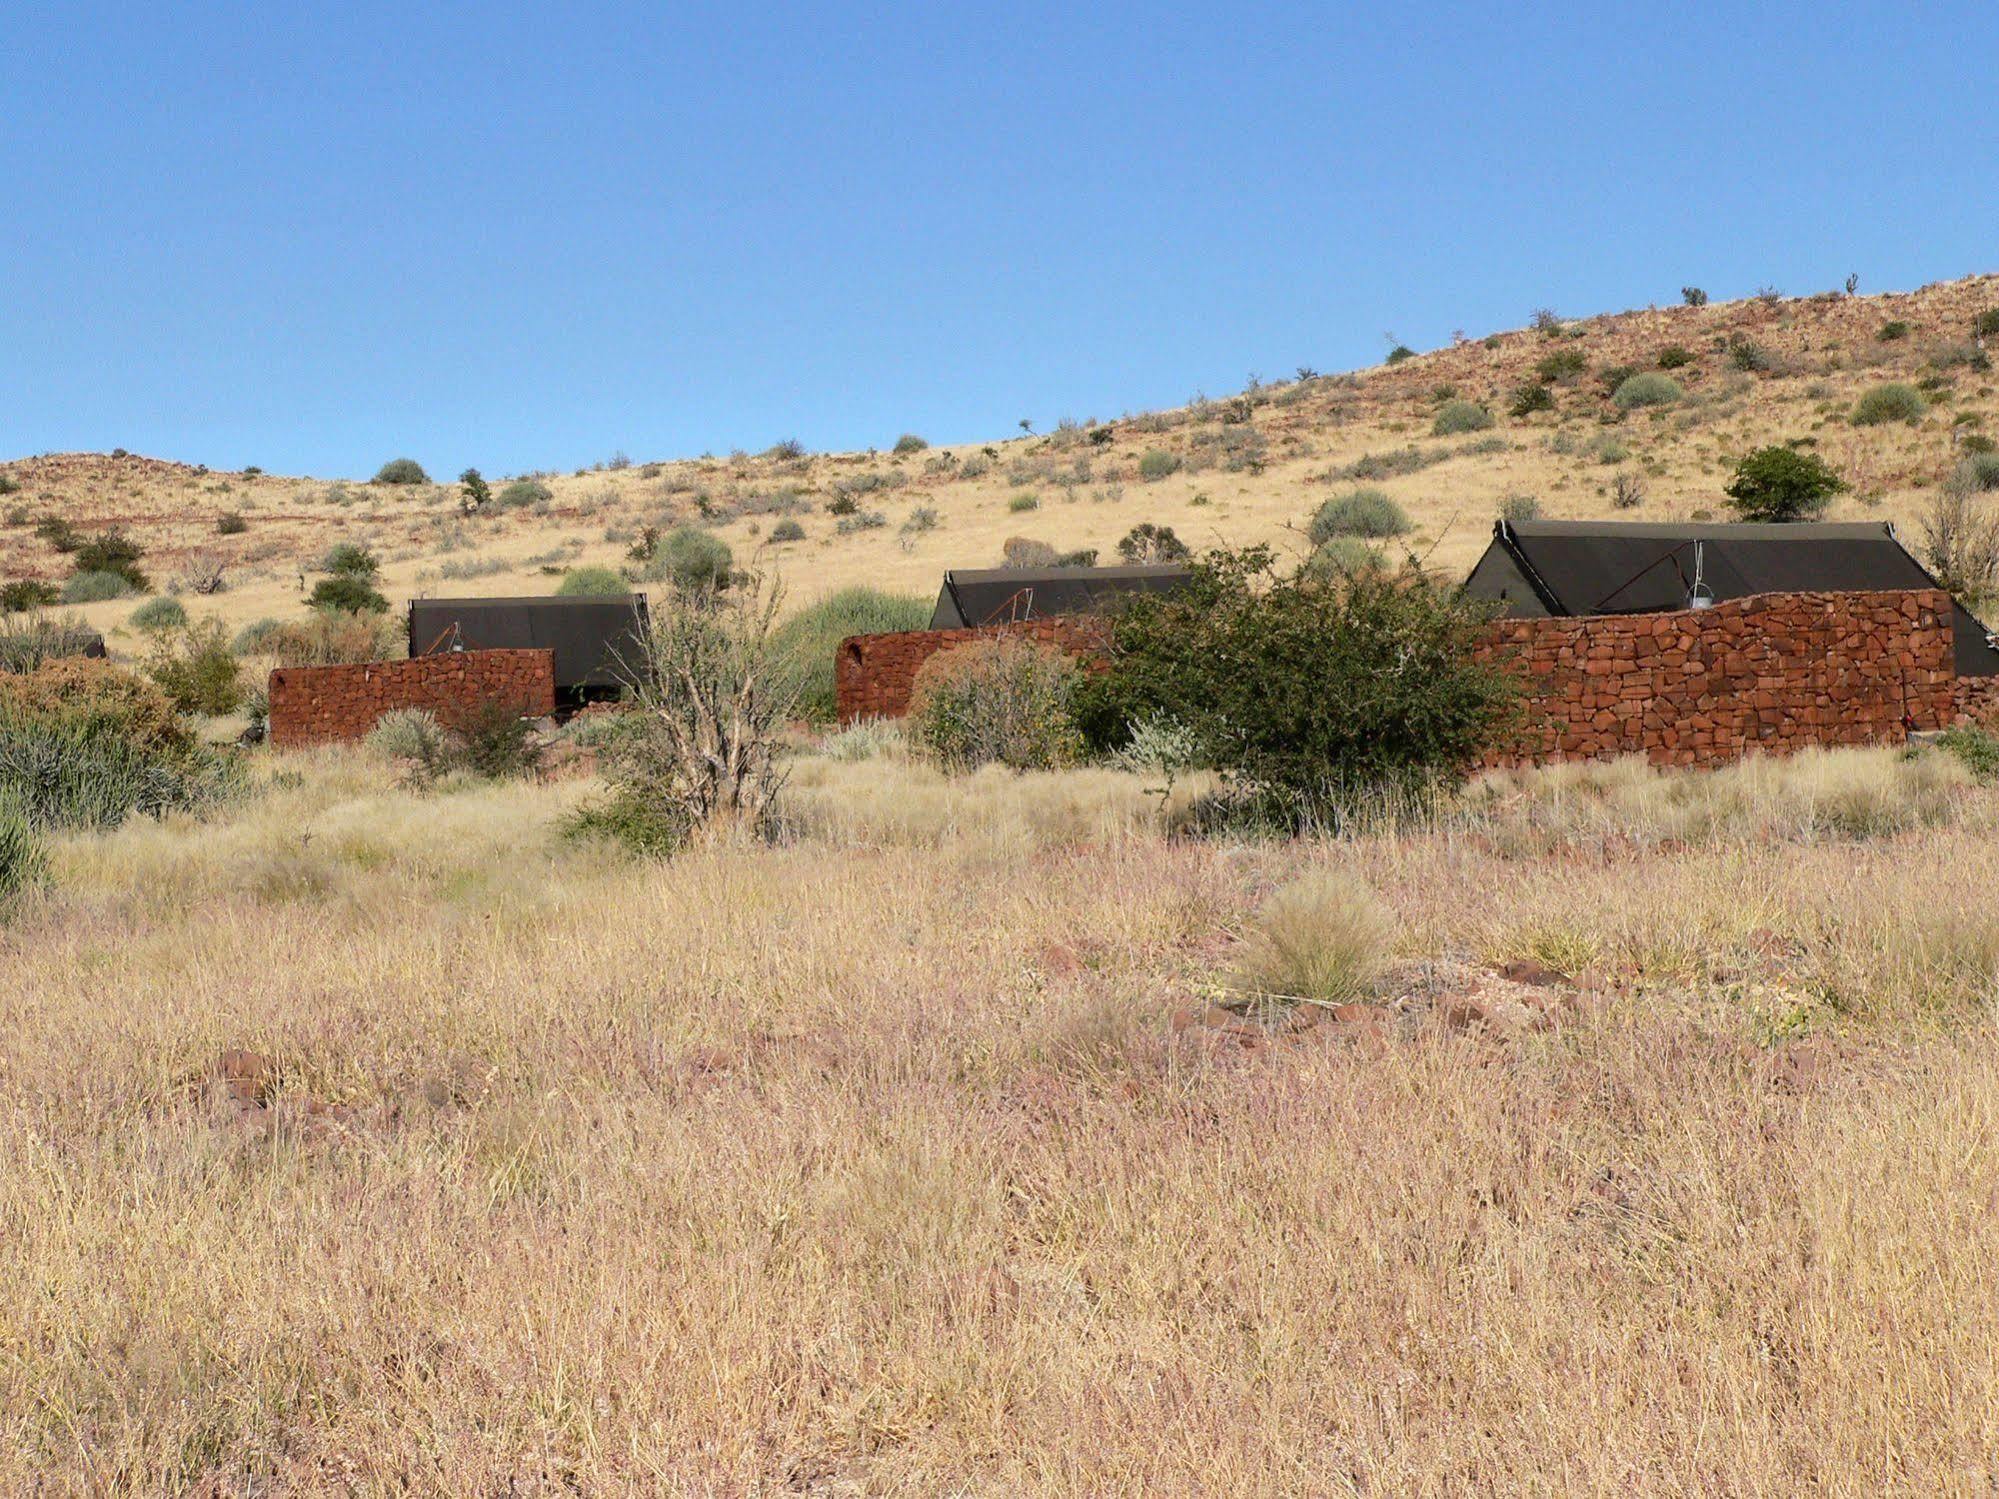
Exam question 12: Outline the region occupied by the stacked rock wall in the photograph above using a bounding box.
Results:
[268,649,556,749]
[834,617,1108,723]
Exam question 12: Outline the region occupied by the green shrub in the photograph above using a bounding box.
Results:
[1431,400,1493,436]
[309,574,389,614]
[1308,488,1411,542]
[1302,537,1383,580]
[1116,522,1191,564]
[0,660,234,832]
[1595,364,1639,399]
[1500,493,1541,523]
[555,566,626,596]
[0,792,45,905]
[1724,445,1845,522]
[34,517,80,553]
[1509,383,1556,417]
[1939,725,1999,782]
[458,468,491,512]
[771,518,807,543]
[216,511,248,535]
[771,586,932,724]
[1976,310,1999,338]
[1959,453,1999,492]
[496,478,553,510]
[71,530,147,589]
[1682,286,1708,306]
[634,526,733,593]
[1138,450,1181,481]
[372,458,430,485]
[128,596,187,633]
[1075,547,1519,827]
[0,614,102,673]
[1877,321,1912,342]
[908,637,1082,772]
[450,698,544,780]
[1613,372,1683,409]
[1656,345,1696,369]
[1008,492,1040,512]
[892,434,929,454]
[0,581,59,614]
[61,570,135,603]
[1851,383,1927,426]
[143,618,244,716]
[1727,335,1771,372]
[1384,345,1415,365]
[321,542,379,578]
[1535,348,1587,383]
[366,707,446,763]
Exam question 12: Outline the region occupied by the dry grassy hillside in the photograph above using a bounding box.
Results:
[6,273,1997,651]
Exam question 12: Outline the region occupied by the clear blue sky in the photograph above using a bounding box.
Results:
[4,1,1994,479]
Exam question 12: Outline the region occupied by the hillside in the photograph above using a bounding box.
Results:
[7,272,1997,648]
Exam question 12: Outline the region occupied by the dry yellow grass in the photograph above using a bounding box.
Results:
[8,273,1997,662]
[5,742,1999,1489]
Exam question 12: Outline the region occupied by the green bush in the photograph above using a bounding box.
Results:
[1509,383,1556,417]
[496,479,553,510]
[0,614,102,673]
[1138,450,1181,481]
[71,530,147,589]
[1723,445,1846,522]
[365,707,446,763]
[309,574,389,614]
[908,637,1083,772]
[1075,547,1519,827]
[372,458,430,485]
[35,516,80,553]
[1939,725,1999,782]
[1431,400,1493,436]
[1959,453,1999,492]
[771,586,931,723]
[1613,372,1683,409]
[1308,489,1410,542]
[1976,310,1999,338]
[1384,345,1415,365]
[61,570,135,603]
[1116,522,1190,564]
[0,792,45,905]
[892,434,929,454]
[450,699,544,780]
[1656,345,1696,369]
[1008,492,1039,512]
[1727,335,1771,372]
[1535,348,1587,383]
[1499,493,1541,523]
[1877,321,1912,342]
[143,618,244,716]
[321,542,379,578]
[635,526,733,593]
[1682,286,1708,307]
[770,518,807,543]
[128,596,187,633]
[555,565,626,596]
[0,659,235,832]
[216,511,248,535]
[1302,537,1383,580]
[0,581,59,614]
[1851,383,1927,426]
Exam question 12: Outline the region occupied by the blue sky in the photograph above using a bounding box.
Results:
[3,1,1994,478]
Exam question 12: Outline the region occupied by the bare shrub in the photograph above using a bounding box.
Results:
[576,572,801,852]
[1920,468,1999,607]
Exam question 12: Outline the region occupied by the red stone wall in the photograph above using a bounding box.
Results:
[1954,673,1999,726]
[835,589,1960,770]
[835,617,1108,723]
[268,649,556,749]
[1477,589,1955,768]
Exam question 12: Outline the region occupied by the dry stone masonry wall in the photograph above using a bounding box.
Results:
[268,649,556,749]
[836,590,1959,770]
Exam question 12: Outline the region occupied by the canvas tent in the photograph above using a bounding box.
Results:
[1464,519,1999,677]
[928,564,1193,630]
[407,594,651,694]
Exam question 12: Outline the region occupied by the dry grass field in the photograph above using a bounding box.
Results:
[6,273,1998,654]
[6,733,1999,1491]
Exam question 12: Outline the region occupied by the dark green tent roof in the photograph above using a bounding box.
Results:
[1464,519,1999,677]
[407,595,650,690]
[929,564,1192,629]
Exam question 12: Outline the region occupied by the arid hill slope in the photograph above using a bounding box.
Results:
[6,273,1996,646]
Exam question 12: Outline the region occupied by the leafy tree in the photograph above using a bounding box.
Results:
[1723,446,1845,522]
[372,458,429,485]
[459,468,492,512]
[320,542,379,579]
[1076,547,1519,826]
[309,573,389,614]
[71,530,148,590]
